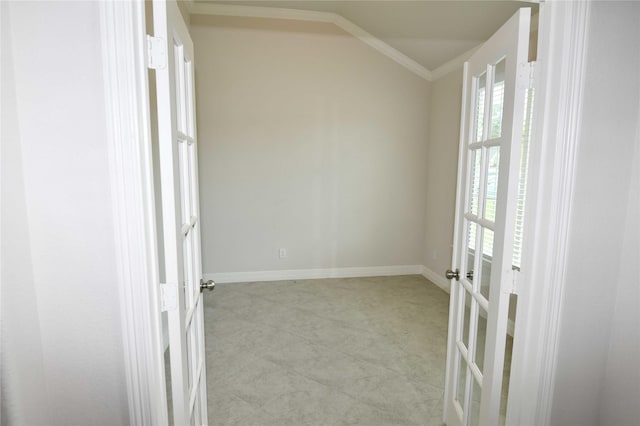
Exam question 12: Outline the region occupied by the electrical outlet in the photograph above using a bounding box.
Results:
[279,248,287,258]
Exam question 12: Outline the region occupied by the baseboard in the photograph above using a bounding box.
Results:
[421,265,451,293]
[204,264,423,284]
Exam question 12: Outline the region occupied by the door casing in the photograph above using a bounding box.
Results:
[100,1,168,424]
[504,1,592,424]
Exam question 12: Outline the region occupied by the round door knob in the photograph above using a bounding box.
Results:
[445,269,460,281]
[200,279,215,292]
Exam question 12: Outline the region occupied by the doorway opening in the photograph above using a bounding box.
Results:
[149,2,540,422]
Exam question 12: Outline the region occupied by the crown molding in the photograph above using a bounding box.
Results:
[188,2,433,81]
[430,45,480,80]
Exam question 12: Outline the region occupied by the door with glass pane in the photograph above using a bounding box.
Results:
[152,1,209,424]
[444,8,530,426]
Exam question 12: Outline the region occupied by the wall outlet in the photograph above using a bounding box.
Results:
[279,248,287,258]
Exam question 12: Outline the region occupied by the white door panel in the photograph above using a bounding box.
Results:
[444,8,530,426]
[152,1,209,424]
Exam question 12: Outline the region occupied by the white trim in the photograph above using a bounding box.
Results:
[100,1,168,425]
[0,3,5,417]
[188,3,432,81]
[506,1,591,425]
[204,265,422,283]
[430,45,480,81]
[421,266,451,293]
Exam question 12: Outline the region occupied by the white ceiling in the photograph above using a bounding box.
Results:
[199,1,537,70]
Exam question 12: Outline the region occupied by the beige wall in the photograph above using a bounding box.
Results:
[192,15,431,274]
[423,69,463,277]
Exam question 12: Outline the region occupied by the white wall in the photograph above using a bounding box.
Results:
[1,3,49,424]
[550,2,640,425]
[601,125,640,425]
[192,15,431,276]
[1,2,129,424]
[423,69,463,278]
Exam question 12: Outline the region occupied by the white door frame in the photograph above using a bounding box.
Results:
[99,0,591,424]
[506,1,591,424]
[100,1,168,424]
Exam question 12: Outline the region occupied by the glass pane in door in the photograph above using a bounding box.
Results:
[484,146,500,222]
[479,228,494,301]
[178,141,189,224]
[188,143,197,216]
[474,73,487,142]
[462,288,473,349]
[173,44,187,135]
[469,149,482,216]
[465,221,477,283]
[182,236,192,309]
[184,59,194,138]
[490,58,506,139]
[185,324,194,389]
[456,356,468,409]
[475,307,489,372]
[469,378,482,426]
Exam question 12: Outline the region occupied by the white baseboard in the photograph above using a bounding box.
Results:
[421,265,451,293]
[204,264,423,284]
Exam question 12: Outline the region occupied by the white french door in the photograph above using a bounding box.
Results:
[152,1,209,424]
[444,8,531,426]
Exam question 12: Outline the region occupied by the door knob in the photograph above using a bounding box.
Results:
[445,269,460,281]
[200,278,215,292]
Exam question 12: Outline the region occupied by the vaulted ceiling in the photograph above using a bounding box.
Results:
[195,1,538,71]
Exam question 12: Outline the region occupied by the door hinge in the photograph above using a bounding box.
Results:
[517,61,535,90]
[160,282,178,312]
[510,266,521,295]
[147,35,167,70]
